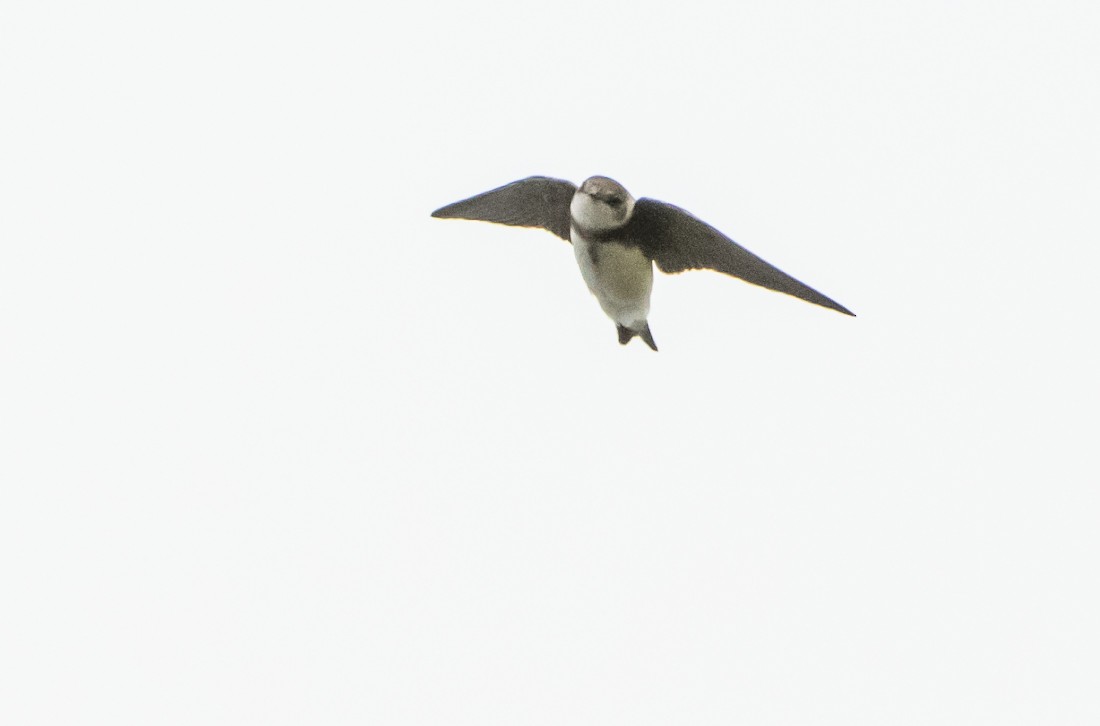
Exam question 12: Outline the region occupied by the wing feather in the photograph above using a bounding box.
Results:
[431,177,576,241]
[627,199,855,316]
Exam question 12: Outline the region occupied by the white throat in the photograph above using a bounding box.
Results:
[570,193,635,234]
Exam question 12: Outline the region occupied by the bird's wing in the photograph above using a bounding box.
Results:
[626,198,855,316]
[431,176,577,242]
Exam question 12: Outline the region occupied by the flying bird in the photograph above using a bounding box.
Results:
[431,176,854,351]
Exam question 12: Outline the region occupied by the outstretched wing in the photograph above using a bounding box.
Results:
[431,176,577,241]
[626,198,855,316]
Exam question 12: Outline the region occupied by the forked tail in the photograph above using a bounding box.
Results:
[616,323,658,352]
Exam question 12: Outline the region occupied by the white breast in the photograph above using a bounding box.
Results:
[572,228,654,329]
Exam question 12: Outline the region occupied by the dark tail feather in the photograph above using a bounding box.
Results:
[616,323,659,352]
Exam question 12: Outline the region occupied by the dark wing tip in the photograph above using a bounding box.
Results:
[827,300,857,317]
[795,291,856,317]
[431,196,487,219]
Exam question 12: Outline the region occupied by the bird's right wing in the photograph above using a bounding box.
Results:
[431,176,577,242]
[627,198,855,316]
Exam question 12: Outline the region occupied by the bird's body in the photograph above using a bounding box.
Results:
[572,232,652,331]
[431,175,853,350]
[568,177,657,348]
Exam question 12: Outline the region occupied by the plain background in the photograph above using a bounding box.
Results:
[2,1,1098,724]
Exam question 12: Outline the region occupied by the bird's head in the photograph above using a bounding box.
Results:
[571,176,635,233]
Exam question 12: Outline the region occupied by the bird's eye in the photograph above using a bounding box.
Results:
[607,196,623,207]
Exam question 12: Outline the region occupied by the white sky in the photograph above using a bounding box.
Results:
[2,1,1099,724]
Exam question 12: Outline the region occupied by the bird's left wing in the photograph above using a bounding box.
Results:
[431,176,577,242]
[626,198,855,316]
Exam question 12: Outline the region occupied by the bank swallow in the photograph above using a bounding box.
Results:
[432,176,854,351]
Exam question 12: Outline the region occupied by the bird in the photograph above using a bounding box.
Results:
[431,175,854,351]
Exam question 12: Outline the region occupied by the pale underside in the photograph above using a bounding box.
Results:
[571,228,653,330]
